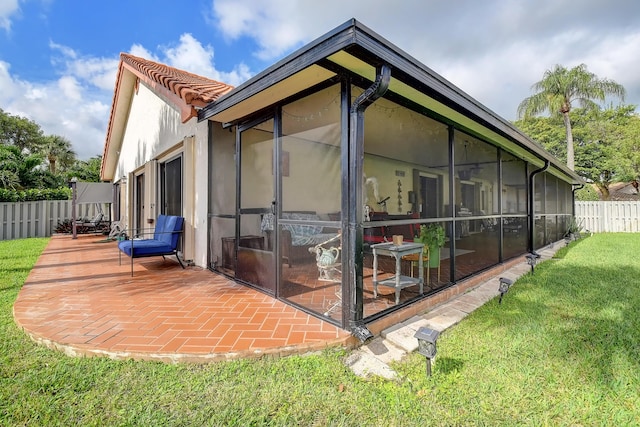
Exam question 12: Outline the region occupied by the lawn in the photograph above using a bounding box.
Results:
[1,234,639,426]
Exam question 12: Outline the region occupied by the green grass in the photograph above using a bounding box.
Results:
[1,235,639,426]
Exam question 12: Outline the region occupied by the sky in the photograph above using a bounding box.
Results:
[1,0,639,160]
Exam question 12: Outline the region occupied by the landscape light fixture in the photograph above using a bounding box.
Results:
[564,235,572,246]
[525,253,539,274]
[498,277,513,304]
[414,327,439,377]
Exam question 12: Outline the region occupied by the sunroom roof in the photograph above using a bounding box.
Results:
[198,19,582,185]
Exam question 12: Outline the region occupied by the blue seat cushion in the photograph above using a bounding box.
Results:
[118,239,175,257]
[154,215,167,241]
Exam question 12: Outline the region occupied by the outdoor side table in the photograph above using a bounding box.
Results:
[371,242,424,304]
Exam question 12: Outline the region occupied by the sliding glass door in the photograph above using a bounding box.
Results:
[236,118,276,294]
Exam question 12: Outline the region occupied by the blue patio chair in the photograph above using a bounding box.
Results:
[118,215,185,276]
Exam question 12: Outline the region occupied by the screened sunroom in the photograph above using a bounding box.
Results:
[200,19,581,332]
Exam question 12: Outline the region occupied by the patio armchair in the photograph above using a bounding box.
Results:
[117,214,185,276]
[108,221,126,240]
[75,212,109,234]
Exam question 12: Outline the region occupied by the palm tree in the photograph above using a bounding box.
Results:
[40,135,76,175]
[517,64,625,170]
[0,145,43,189]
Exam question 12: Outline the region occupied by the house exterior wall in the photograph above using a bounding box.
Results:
[114,81,209,268]
[191,123,210,268]
[114,83,198,179]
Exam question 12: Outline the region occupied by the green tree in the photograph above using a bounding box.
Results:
[514,115,566,160]
[574,106,636,199]
[577,119,620,199]
[517,64,626,170]
[575,185,600,201]
[0,110,76,192]
[65,155,103,182]
[0,145,44,189]
[39,135,76,175]
[616,114,640,183]
[0,108,45,153]
[516,105,639,200]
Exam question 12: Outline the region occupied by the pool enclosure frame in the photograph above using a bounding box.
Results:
[199,19,582,332]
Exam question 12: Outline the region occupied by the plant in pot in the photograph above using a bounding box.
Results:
[566,217,583,240]
[416,223,446,267]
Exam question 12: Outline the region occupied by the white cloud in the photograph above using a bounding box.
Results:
[153,33,252,86]
[0,0,20,31]
[579,32,640,107]
[129,44,158,62]
[163,33,217,77]
[57,75,81,101]
[3,26,256,161]
[0,42,115,159]
[208,0,640,118]
[0,60,20,100]
[211,0,355,60]
[49,42,119,91]
[2,31,253,160]
[4,0,640,164]
[5,74,110,159]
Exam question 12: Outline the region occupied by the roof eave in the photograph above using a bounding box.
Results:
[100,60,131,182]
[198,18,582,185]
[198,18,361,122]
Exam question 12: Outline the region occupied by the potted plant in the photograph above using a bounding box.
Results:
[416,223,446,268]
[566,217,583,240]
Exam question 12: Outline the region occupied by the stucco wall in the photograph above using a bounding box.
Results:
[114,82,209,268]
[192,122,209,268]
[114,83,198,179]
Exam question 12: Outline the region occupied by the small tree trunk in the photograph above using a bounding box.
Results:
[563,112,574,170]
[48,155,56,175]
[595,183,610,200]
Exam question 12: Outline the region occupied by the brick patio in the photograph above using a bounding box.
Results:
[14,234,352,362]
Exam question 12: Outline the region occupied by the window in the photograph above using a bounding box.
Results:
[160,156,182,216]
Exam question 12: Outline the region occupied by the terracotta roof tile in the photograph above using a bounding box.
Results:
[120,53,234,106]
[101,54,234,179]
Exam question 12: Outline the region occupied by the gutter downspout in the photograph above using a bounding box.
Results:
[528,160,549,255]
[571,184,584,217]
[345,64,391,338]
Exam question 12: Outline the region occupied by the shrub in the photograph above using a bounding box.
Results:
[0,187,71,202]
[575,184,600,201]
[54,219,73,234]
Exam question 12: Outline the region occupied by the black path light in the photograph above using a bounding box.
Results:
[414,327,440,377]
[498,277,513,304]
[525,253,540,274]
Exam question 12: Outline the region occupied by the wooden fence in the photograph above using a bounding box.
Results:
[575,201,640,233]
[0,200,107,241]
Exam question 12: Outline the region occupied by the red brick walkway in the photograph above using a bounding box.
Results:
[14,235,351,362]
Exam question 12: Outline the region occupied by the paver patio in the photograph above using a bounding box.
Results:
[13,234,352,362]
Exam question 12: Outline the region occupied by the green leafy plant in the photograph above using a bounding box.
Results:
[0,187,71,202]
[417,223,446,248]
[567,216,584,235]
